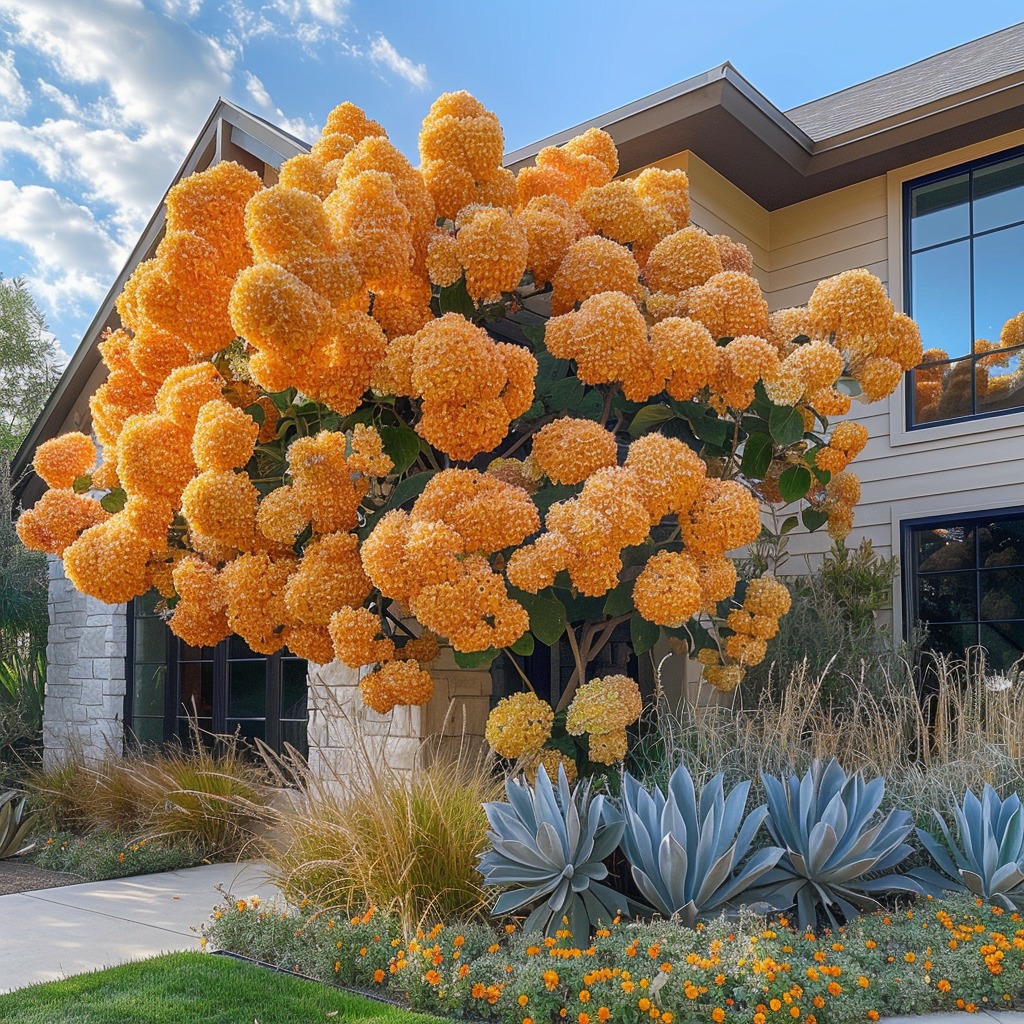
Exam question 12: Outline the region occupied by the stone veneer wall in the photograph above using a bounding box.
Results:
[306,648,492,783]
[42,555,127,766]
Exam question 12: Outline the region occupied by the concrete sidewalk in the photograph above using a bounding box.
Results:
[0,861,278,993]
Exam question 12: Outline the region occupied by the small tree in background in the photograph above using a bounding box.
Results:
[17,92,927,779]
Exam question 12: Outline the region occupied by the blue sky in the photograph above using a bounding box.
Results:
[0,0,1021,358]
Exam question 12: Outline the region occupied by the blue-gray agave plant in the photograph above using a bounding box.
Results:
[749,759,920,930]
[914,785,1024,910]
[0,791,37,859]
[477,765,624,944]
[617,767,783,926]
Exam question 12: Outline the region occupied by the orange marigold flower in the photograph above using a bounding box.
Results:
[550,236,641,316]
[220,552,294,654]
[192,399,259,473]
[456,205,528,302]
[485,692,554,759]
[360,659,434,715]
[168,555,230,648]
[33,432,97,489]
[15,489,109,556]
[644,226,723,296]
[284,531,372,627]
[634,550,701,627]
[328,605,396,668]
[566,675,642,735]
[181,470,258,556]
[530,418,618,485]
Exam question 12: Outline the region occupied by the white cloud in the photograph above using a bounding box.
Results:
[0,49,28,115]
[244,71,316,142]
[0,180,126,313]
[369,34,428,90]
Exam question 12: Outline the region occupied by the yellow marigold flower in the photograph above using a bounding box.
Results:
[713,234,755,275]
[522,747,579,785]
[856,355,904,402]
[285,531,372,627]
[550,236,641,316]
[328,605,396,668]
[634,167,690,237]
[808,268,894,339]
[531,418,618,485]
[360,659,434,715]
[681,478,762,557]
[744,576,792,618]
[456,205,528,301]
[155,363,226,431]
[505,531,575,593]
[575,180,655,249]
[566,675,642,736]
[648,316,718,402]
[411,468,540,554]
[15,489,109,556]
[686,271,770,340]
[634,551,701,627]
[117,413,196,516]
[244,185,332,263]
[395,631,441,664]
[255,485,309,545]
[168,555,229,648]
[220,552,294,655]
[518,195,581,287]
[33,432,97,489]
[589,728,628,765]
[62,513,157,605]
[644,227,723,296]
[546,290,659,401]
[181,469,258,556]
[625,433,706,523]
[192,399,258,473]
[426,230,463,287]
[347,424,394,477]
[485,692,554,759]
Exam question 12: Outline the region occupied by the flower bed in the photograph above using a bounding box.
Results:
[203,895,1024,1023]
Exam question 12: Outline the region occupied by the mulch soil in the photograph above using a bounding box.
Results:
[0,858,84,895]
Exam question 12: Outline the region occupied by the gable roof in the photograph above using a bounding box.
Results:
[11,100,310,507]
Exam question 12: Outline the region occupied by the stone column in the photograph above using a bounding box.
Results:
[305,648,493,786]
[42,555,127,766]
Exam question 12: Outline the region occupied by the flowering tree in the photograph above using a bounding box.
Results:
[17,92,924,777]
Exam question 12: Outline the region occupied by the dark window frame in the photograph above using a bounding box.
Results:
[903,143,1024,429]
[901,506,1024,668]
[124,597,307,755]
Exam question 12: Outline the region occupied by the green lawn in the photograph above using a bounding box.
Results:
[0,952,446,1024]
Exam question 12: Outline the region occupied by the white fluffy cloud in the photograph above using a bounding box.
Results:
[0,48,27,114]
[369,34,428,90]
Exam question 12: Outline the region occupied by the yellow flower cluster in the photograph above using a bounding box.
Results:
[347,424,394,477]
[696,648,745,692]
[721,575,792,666]
[419,91,513,221]
[484,692,554,759]
[192,399,258,472]
[649,317,718,402]
[360,659,434,716]
[378,313,536,461]
[455,205,528,302]
[824,471,861,541]
[530,418,618,485]
[284,531,371,628]
[167,555,229,648]
[565,675,642,764]
[32,432,96,489]
[256,485,310,545]
[816,421,869,474]
[685,271,771,340]
[521,748,579,785]
[15,489,109,556]
[328,606,396,668]
[550,236,641,316]
[633,551,701,627]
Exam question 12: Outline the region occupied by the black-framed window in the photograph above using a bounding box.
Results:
[904,509,1024,671]
[126,595,308,755]
[904,147,1024,427]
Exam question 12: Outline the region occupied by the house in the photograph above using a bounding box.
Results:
[12,23,1024,768]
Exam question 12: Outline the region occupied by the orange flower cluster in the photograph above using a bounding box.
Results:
[530,418,618,485]
[168,555,229,648]
[823,471,861,541]
[377,314,536,460]
[816,421,869,474]
[722,575,793,668]
[485,692,554,759]
[453,205,528,302]
[633,551,701,627]
[360,660,434,716]
[565,675,642,765]
[32,432,96,489]
[517,128,618,210]
[517,196,587,288]
[15,489,109,557]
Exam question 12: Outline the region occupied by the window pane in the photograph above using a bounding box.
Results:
[133,663,167,717]
[910,241,972,359]
[979,567,1024,622]
[976,347,1024,416]
[979,623,1024,672]
[281,659,307,720]
[910,173,970,249]
[921,621,978,658]
[180,660,214,719]
[229,634,257,659]
[912,522,976,572]
[131,717,165,747]
[180,643,216,662]
[226,719,266,745]
[917,572,977,623]
[228,660,266,718]
[974,154,1024,233]
[137,590,161,616]
[280,719,307,756]
[176,717,213,746]
[134,615,166,664]
[981,517,1024,567]
[973,224,1024,344]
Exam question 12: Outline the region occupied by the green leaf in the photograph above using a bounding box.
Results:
[777,465,812,503]
[292,522,314,554]
[780,515,800,535]
[672,402,732,447]
[512,590,567,646]
[377,425,421,475]
[381,470,436,513]
[802,507,829,532]
[438,276,476,319]
[520,324,546,350]
[454,648,499,669]
[603,578,635,617]
[245,402,265,427]
[740,432,773,479]
[532,484,576,517]
[769,405,805,447]
[546,377,603,418]
[72,474,93,494]
[630,612,660,656]
[628,404,674,437]
[510,632,535,657]
[99,488,127,514]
